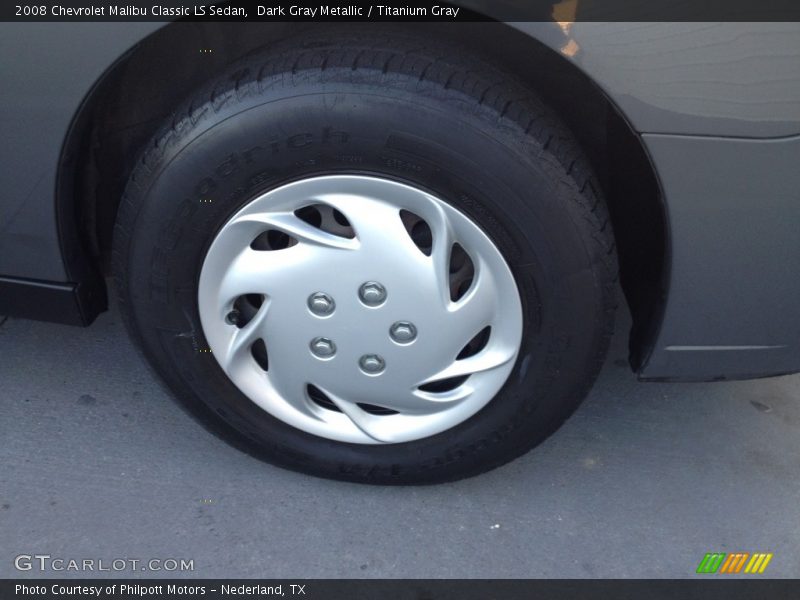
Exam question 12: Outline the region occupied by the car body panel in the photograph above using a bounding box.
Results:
[514,22,800,138]
[638,132,800,380]
[0,20,798,380]
[0,22,160,280]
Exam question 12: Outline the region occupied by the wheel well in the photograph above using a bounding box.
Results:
[60,20,666,370]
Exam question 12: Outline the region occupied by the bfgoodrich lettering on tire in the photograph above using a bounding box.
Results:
[113,33,618,484]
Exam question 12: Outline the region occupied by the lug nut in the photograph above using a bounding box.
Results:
[308,292,335,316]
[310,337,336,359]
[359,282,387,307]
[390,321,417,344]
[359,354,386,375]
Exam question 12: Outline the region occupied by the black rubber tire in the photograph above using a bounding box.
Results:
[113,33,617,484]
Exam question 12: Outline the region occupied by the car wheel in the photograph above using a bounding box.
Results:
[113,34,617,484]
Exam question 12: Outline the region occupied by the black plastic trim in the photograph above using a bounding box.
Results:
[0,276,107,326]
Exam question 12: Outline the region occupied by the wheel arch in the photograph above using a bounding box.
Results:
[57,20,667,372]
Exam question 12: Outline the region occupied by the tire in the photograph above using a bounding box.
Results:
[113,33,617,484]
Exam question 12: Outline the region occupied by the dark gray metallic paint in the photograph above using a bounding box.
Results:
[638,133,800,379]
[0,23,159,280]
[516,23,800,138]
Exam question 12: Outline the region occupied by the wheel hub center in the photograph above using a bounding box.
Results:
[305,283,423,378]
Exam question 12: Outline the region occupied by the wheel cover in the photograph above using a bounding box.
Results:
[198,175,523,444]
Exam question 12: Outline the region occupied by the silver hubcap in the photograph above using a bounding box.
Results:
[198,175,523,444]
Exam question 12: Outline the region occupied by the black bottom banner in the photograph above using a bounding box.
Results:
[3,579,800,600]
